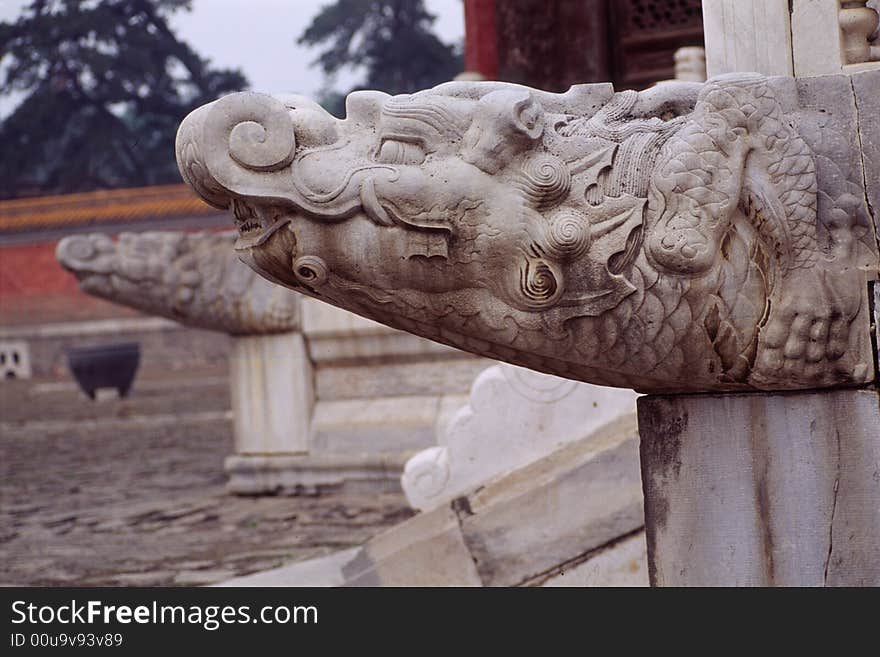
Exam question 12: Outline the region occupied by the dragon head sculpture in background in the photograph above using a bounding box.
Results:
[174,72,878,392]
[56,230,299,335]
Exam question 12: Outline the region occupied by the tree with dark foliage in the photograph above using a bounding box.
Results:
[0,0,247,199]
[299,0,462,116]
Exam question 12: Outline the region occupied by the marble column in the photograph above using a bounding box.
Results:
[703,0,880,78]
[228,332,313,457]
[702,0,794,77]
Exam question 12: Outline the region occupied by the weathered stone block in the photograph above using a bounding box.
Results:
[540,531,648,587]
[851,70,880,239]
[341,505,481,586]
[457,414,643,586]
[639,388,880,586]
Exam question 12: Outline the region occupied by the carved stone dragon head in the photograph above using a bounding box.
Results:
[56,230,300,335]
[175,74,878,392]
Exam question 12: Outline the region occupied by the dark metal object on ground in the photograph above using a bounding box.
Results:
[66,342,140,399]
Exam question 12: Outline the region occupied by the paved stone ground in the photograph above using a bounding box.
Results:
[0,369,413,586]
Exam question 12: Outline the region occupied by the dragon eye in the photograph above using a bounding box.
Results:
[377,139,426,165]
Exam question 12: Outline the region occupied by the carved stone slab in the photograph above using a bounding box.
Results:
[401,363,636,511]
[175,73,879,393]
[639,388,880,586]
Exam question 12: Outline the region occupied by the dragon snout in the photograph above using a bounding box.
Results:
[56,234,115,274]
[176,92,299,213]
[177,91,374,221]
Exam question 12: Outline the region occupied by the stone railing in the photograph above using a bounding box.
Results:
[402,362,636,511]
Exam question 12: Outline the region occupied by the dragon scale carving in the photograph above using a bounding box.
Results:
[173,73,878,392]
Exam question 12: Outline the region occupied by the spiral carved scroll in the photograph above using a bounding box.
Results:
[515,155,571,209]
[544,212,591,261]
[518,258,563,309]
[178,93,297,203]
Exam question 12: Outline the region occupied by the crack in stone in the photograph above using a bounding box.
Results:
[850,76,880,262]
[516,526,647,587]
[849,76,880,385]
[824,428,841,586]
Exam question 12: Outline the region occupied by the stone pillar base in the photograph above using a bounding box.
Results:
[638,388,880,586]
[224,453,410,496]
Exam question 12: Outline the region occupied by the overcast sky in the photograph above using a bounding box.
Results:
[0,0,464,114]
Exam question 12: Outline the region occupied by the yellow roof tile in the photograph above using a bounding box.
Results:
[0,184,222,232]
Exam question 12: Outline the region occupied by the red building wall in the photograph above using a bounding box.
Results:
[0,241,139,326]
